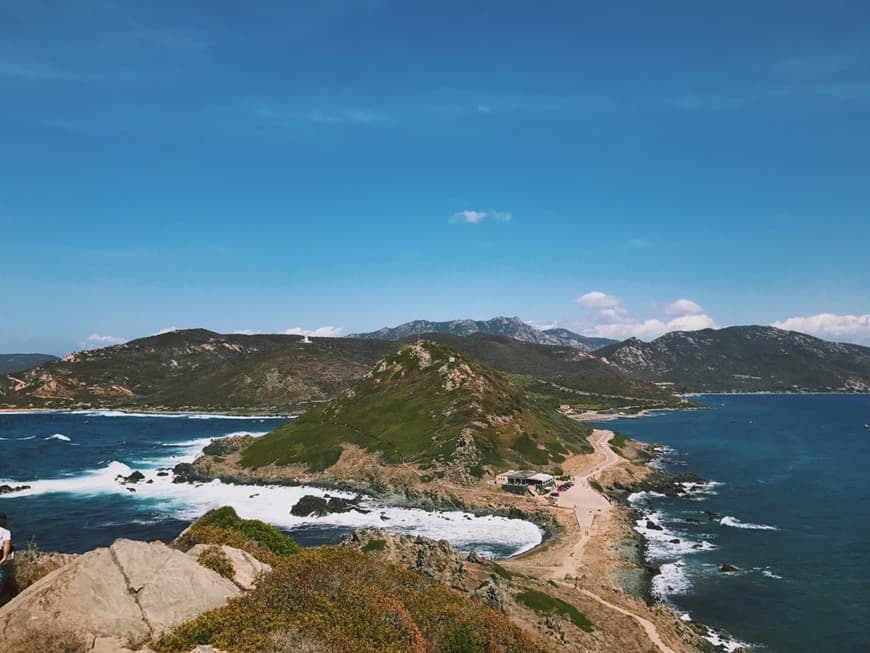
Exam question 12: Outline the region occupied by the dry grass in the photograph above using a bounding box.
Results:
[2,626,88,653]
[9,538,76,593]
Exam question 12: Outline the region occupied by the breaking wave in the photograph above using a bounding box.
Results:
[720,516,779,531]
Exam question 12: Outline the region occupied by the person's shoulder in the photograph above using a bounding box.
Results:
[0,527,9,539]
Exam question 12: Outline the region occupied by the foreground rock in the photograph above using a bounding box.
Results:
[0,539,241,651]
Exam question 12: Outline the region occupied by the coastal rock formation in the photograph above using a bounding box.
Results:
[342,528,479,591]
[0,539,240,650]
[0,484,30,495]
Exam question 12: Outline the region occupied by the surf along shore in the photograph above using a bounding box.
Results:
[175,420,721,653]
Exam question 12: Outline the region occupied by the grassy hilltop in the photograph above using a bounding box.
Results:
[241,340,593,477]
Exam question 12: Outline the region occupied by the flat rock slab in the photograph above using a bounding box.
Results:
[0,539,240,650]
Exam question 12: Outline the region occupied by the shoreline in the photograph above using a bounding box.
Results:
[0,407,296,418]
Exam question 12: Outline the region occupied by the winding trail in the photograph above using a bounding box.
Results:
[508,428,683,653]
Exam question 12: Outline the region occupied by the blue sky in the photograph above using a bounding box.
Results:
[2,0,869,354]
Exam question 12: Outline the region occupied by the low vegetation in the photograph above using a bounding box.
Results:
[173,506,301,566]
[241,341,593,476]
[515,588,594,633]
[196,545,235,579]
[9,625,88,653]
[154,546,542,653]
[8,538,74,593]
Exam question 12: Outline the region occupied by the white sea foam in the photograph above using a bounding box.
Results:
[634,512,716,558]
[652,561,691,598]
[680,480,722,496]
[627,490,666,505]
[17,436,35,441]
[65,410,292,421]
[720,516,779,531]
[0,461,542,558]
[704,628,753,652]
[45,433,72,442]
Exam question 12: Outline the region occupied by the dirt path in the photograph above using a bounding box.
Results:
[575,586,681,653]
[506,428,687,653]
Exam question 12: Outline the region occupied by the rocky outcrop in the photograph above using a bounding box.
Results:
[342,528,485,593]
[202,434,255,456]
[0,539,241,651]
[289,494,369,517]
[0,484,30,495]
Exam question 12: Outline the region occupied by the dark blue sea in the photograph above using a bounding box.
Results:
[0,410,541,559]
[597,394,870,653]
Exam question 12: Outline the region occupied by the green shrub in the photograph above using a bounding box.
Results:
[197,545,235,579]
[361,539,387,553]
[154,547,541,653]
[589,479,603,493]
[516,588,593,632]
[174,507,301,566]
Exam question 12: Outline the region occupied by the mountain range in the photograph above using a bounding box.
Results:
[596,326,870,392]
[0,328,673,412]
[348,316,617,352]
[0,353,59,375]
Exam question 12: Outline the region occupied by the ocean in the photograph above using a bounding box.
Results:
[0,410,541,559]
[597,394,870,653]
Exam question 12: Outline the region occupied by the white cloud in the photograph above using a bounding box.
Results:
[527,320,559,331]
[449,209,511,224]
[576,291,622,310]
[284,326,344,338]
[771,313,870,345]
[154,326,179,335]
[81,333,126,350]
[233,329,258,336]
[586,314,716,341]
[574,290,716,340]
[665,299,704,316]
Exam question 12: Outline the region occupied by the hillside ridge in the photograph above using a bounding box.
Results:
[596,325,870,392]
[349,316,618,351]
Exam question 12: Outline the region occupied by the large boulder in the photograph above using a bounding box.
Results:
[0,539,240,650]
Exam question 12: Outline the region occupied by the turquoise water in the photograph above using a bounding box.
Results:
[598,394,870,653]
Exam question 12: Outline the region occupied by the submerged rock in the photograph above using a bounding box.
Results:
[117,471,145,484]
[290,494,369,517]
[0,484,30,495]
[720,563,740,573]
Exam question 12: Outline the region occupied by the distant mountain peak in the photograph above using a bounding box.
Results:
[595,325,870,392]
[348,316,617,352]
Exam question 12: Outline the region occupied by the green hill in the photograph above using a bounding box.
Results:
[0,329,395,412]
[596,326,870,392]
[241,340,593,478]
[0,329,676,413]
[0,353,59,374]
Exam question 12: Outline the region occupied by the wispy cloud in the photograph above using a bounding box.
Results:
[449,209,512,225]
[574,291,716,340]
[80,333,126,350]
[284,326,343,337]
[772,313,870,345]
